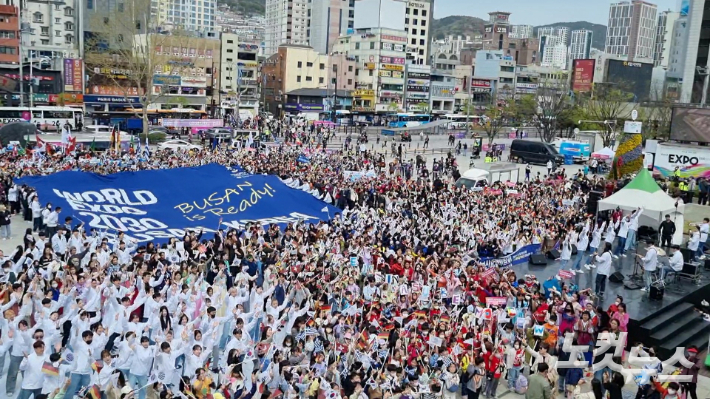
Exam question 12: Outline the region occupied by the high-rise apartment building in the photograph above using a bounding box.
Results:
[152,0,215,32]
[541,43,568,69]
[264,0,309,56]
[537,26,568,45]
[605,0,657,63]
[570,29,593,60]
[653,10,679,68]
[509,24,533,39]
[309,0,355,54]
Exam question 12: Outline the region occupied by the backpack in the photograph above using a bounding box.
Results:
[515,374,528,394]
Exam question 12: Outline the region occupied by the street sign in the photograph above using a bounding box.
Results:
[631,109,638,121]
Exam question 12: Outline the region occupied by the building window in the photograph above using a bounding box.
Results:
[33,12,43,23]
[413,9,418,15]
[87,0,93,9]
[297,76,301,82]
[65,7,73,16]
[41,39,49,45]
[319,63,325,69]
[411,38,416,45]
[0,46,15,54]
[406,7,410,14]
[227,49,233,53]
[413,19,418,25]
[421,20,426,26]
[355,43,360,49]
[369,70,373,76]
[332,64,337,72]
[347,79,352,85]
[422,9,427,16]
[41,27,49,36]
[227,39,233,44]
[348,65,353,72]
[370,42,375,49]
[65,22,74,31]
[307,62,313,67]
[55,30,61,37]
[55,18,61,23]
[65,34,73,44]
[118,2,124,12]
[412,29,417,35]
[405,18,409,24]
[306,76,312,81]
[297,61,302,67]
[420,29,426,36]
[419,39,424,45]
[319,77,324,84]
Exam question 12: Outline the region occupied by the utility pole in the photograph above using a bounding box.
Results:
[465,66,472,135]
[18,5,24,107]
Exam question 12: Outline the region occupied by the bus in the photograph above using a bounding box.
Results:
[0,106,83,131]
[30,133,131,152]
[388,113,431,128]
[443,114,485,130]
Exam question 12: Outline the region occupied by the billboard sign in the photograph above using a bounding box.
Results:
[652,143,710,178]
[670,107,710,143]
[605,60,653,102]
[572,59,595,92]
[471,79,491,88]
[63,59,83,92]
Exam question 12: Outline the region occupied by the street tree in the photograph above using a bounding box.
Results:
[520,82,576,143]
[84,0,206,134]
[482,106,509,145]
[582,84,634,147]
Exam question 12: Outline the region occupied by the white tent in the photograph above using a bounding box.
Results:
[592,147,615,159]
[598,169,684,243]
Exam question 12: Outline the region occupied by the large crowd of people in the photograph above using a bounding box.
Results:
[0,119,703,399]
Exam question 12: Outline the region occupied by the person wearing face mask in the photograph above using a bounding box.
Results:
[506,340,524,390]
[66,330,105,398]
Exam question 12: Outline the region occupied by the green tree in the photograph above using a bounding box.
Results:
[582,84,634,147]
[387,102,400,113]
[519,82,576,143]
[483,106,509,145]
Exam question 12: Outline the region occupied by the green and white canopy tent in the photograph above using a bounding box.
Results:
[598,168,684,227]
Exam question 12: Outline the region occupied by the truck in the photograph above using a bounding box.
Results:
[645,141,710,179]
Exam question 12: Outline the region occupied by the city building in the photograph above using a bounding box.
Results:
[653,10,679,68]
[23,0,82,60]
[262,44,330,115]
[332,27,408,112]
[605,0,658,63]
[473,50,516,99]
[668,0,710,103]
[309,0,355,54]
[537,26,569,45]
[665,11,687,101]
[570,29,593,60]
[404,64,431,112]
[0,4,19,64]
[509,25,533,39]
[431,35,481,55]
[404,0,434,65]
[482,11,512,51]
[354,0,432,65]
[541,43,568,69]
[264,0,309,56]
[153,0,216,32]
[219,32,260,118]
[430,64,455,114]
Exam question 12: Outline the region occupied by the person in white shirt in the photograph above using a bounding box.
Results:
[17,340,48,399]
[624,207,644,252]
[661,245,684,280]
[614,215,630,257]
[696,218,709,258]
[128,336,159,399]
[31,197,43,232]
[593,243,613,297]
[44,206,60,238]
[688,227,701,260]
[65,330,105,398]
[637,240,658,292]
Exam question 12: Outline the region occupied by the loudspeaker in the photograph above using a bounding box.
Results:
[571,245,578,255]
[546,249,560,259]
[650,284,664,300]
[609,271,625,283]
[587,191,603,215]
[529,254,548,265]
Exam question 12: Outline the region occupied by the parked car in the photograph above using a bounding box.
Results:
[157,139,201,151]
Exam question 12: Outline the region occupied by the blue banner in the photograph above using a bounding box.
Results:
[481,244,541,268]
[17,164,339,243]
[297,155,310,164]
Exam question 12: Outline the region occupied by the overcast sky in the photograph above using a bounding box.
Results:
[433,0,678,25]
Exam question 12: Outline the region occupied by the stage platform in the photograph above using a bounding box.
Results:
[517,246,710,358]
